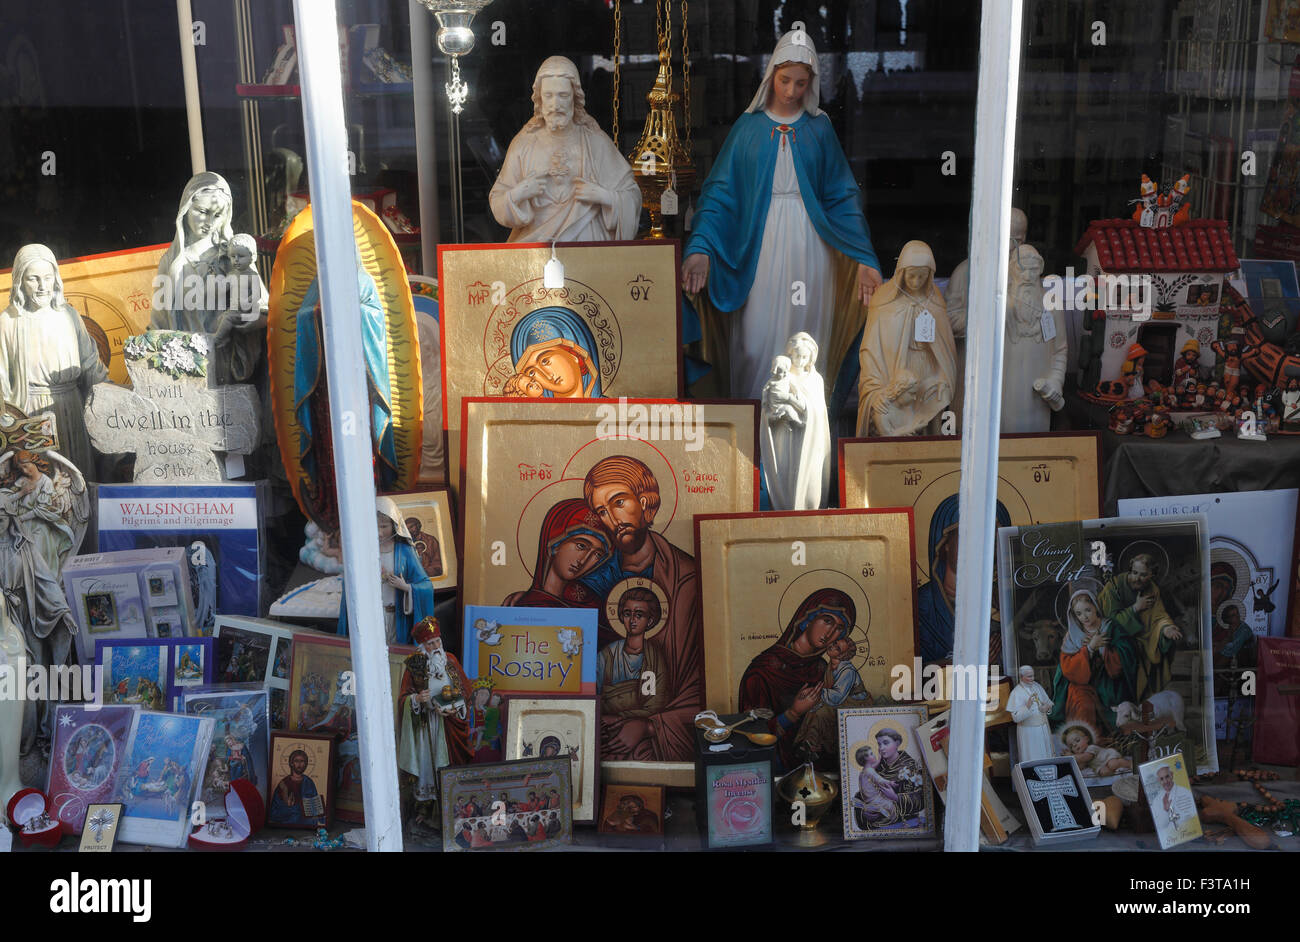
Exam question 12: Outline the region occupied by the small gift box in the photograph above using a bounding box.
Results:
[7,788,62,848]
[188,779,266,851]
[1012,756,1101,846]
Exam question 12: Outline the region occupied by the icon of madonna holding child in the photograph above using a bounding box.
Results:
[500,306,605,400]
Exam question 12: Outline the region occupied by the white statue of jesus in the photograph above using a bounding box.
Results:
[489,56,641,243]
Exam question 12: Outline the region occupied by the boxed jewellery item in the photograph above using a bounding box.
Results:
[1012,756,1101,846]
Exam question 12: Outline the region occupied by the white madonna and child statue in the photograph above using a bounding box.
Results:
[151,171,269,385]
[761,332,831,510]
[489,56,641,242]
[0,244,109,482]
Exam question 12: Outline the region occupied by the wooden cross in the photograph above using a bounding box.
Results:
[1024,764,1082,831]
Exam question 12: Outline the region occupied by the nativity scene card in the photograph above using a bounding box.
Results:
[996,515,1218,786]
[438,241,683,495]
[694,509,917,774]
[838,433,1101,666]
[460,397,758,786]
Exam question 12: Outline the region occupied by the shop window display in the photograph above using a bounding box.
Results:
[0,0,1297,872]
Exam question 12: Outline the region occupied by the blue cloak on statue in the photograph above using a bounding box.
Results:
[917,494,1012,664]
[683,109,879,312]
[509,306,604,398]
[293,268,399,491]
[336,539,435,646]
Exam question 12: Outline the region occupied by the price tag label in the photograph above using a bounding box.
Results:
[661,187,678,215]
[543,256,565,289]
[914,310,936,343]
[1041,308,1057,341]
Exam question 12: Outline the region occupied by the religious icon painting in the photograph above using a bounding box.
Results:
[461,397,759,786]
[78,803,125,852]
[838,433,1102,666]
[439,756,573,852]
[182,684,271,814]
[213,615,307,727]
[597,783,665,838]
[171,639,212,691]
[1138,750,1203,849]
[997,515,1218,785]
[695,509,918,775]
[1118,489,1300,697]
[287,635,413,822]
[47,705,137,834]
[386,487,458,590]
[836,706,937,842]
[502,694,598,822]
[113,711,215,848]
[437,241,683,493]
[267,731,335,829]
[1011,756,1100,846]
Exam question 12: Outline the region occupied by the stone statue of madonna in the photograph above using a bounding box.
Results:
[761,332,830,510]
[151,171,267,384]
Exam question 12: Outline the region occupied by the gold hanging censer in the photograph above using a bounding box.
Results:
[614,0,694,238]
[776,762,839,844]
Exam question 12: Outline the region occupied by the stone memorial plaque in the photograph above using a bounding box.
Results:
[84,331,260,482]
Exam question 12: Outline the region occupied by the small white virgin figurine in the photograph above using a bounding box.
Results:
[1002,243,1067,432]
[489,56,641,243]
[857,240,958,437]
[0,244,109,481]
[152,171,266,384]
[762,332,830,510]
[1008,665,1055,762]
[0,594,24,810]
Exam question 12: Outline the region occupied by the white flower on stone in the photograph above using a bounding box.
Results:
[188,334,209,355]
[124,337,147,359]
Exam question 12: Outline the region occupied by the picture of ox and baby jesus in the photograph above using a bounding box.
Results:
[998,516,1217,785]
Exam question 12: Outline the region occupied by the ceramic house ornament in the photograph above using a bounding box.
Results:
[489,56,641,243]
[760,332,831,510]
[682,29,881,401]
[0,244,110,481]
[857,240,957,437]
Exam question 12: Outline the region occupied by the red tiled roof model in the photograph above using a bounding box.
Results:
[1074,219,1239,274]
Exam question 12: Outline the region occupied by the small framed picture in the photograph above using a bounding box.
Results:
[79,803,125,852]
[439,757,572,852]
[836,705,936,841]
[147,576,165,597]
[598,783,665,837]
[386,487,459,591]
[86,592,118,632]
[173,642,209,687]
[503,694,598,822]
[1139,751,1203,849]
[267,732,335,829]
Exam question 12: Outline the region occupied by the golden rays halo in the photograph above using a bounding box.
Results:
[268,202,423,520]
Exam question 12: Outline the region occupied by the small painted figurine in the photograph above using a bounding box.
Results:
[336,496,435,645]
[1120,342,1148,400]
[1109,404,1134,435]
[1007,665,1054,762]
[1172,338,1200,392]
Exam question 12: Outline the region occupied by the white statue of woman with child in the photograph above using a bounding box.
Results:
[760,331,830,510]
[151,172,269,384]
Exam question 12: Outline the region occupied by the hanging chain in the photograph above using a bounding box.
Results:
[681,0,691,155]
[612,0,622,148]
[660,0,673,99]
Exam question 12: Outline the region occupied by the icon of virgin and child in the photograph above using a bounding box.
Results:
[497,306,605,400]
[501,455,699,762]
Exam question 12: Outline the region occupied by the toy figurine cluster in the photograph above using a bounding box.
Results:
[1131,173,1193,229]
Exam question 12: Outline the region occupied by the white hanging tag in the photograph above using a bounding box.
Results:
[543,244,565,288]
[1040,308,1057,341]
[914,309,936,343]
[661,187,678,215]
[224,453,246,478]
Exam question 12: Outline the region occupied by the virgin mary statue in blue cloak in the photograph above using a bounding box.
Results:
[292,261,398,532]
[682,29,880,402]
[507,306,603,398]
[918,494,1012,665]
